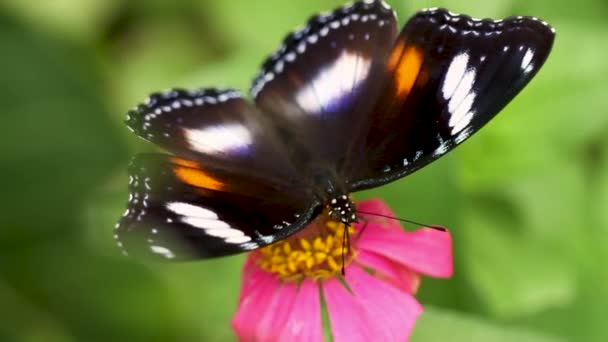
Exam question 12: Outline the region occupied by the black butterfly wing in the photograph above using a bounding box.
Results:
[120,89,323,259]
[116,154,321,259]
[126,88,300,184]
[350,9,555,190]
[251,0,398,177]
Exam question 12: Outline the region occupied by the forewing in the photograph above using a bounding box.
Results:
[115,154,321,260]
[251,0,398,174]
[351,9,555,190]
[126,88,299,184]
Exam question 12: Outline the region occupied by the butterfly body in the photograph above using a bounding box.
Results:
[327,195,358,225]
[116,1,554,260]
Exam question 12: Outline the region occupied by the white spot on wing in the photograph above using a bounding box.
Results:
[225,236,253,244]
[444,53,478,135]
[181,216,251,243]
[167,202,218,219]
[257,235,276,244]
[167,201,252,244]
[442,53,469,100]
[433,135,450,157]
[450,93,476,135]
[183,124,252,155]
[181,217,231,230]
[295,51,371,115]
[151,245,175,259]
[240,242,259,250]
[521,48,535,72]
[448,67,476,115]
[455,126,474,144]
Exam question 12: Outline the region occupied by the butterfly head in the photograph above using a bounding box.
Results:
[327,195,357,224]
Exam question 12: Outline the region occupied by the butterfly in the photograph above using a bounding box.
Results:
[115,0,554,260]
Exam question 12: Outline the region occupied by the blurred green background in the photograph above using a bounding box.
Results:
[0,0,606,341]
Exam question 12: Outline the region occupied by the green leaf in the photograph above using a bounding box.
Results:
[412,306,565,342]
[0,13,127,242]
[0,11,179,342]
[405,0,512,18]
[0,0,120,41]
[205,0,346,54]
[502,165,586,253]
[107,19,219,115]
[0,280,76,342]
[592,145,608,234]
[512,0,608,24]
[154,258,244,341]
[183,49,263,94]
[462,206,576,318]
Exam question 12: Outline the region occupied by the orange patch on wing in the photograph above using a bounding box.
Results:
[387,40,406,70]
[390,44,424,97]
[170,157,200,168]
[173,166,224,191]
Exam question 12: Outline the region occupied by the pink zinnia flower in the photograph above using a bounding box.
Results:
[232,198,453,342]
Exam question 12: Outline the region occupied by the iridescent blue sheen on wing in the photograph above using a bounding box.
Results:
[125,87,301,184]
[251,0,398,177]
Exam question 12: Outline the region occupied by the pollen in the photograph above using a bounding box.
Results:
[255,218,356,282]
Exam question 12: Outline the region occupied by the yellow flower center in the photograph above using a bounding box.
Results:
[255,216,357,282]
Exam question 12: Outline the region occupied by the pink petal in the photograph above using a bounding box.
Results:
[255,282,298,342]
[237,255,265,304]
[356,250,420,294]
[356,198,394,216]
[356,198,403,231]
[393,264,422,294]
[232,271,278,341]
[358,224,453,278]
[346,265,423,341]
[323,276,378,342]
[242,253,257,275]
[276,280,323,342]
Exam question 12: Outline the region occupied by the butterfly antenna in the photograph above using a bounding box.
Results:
[354,217,370,243]
[355,210,446,231]
[341,223,348,276]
